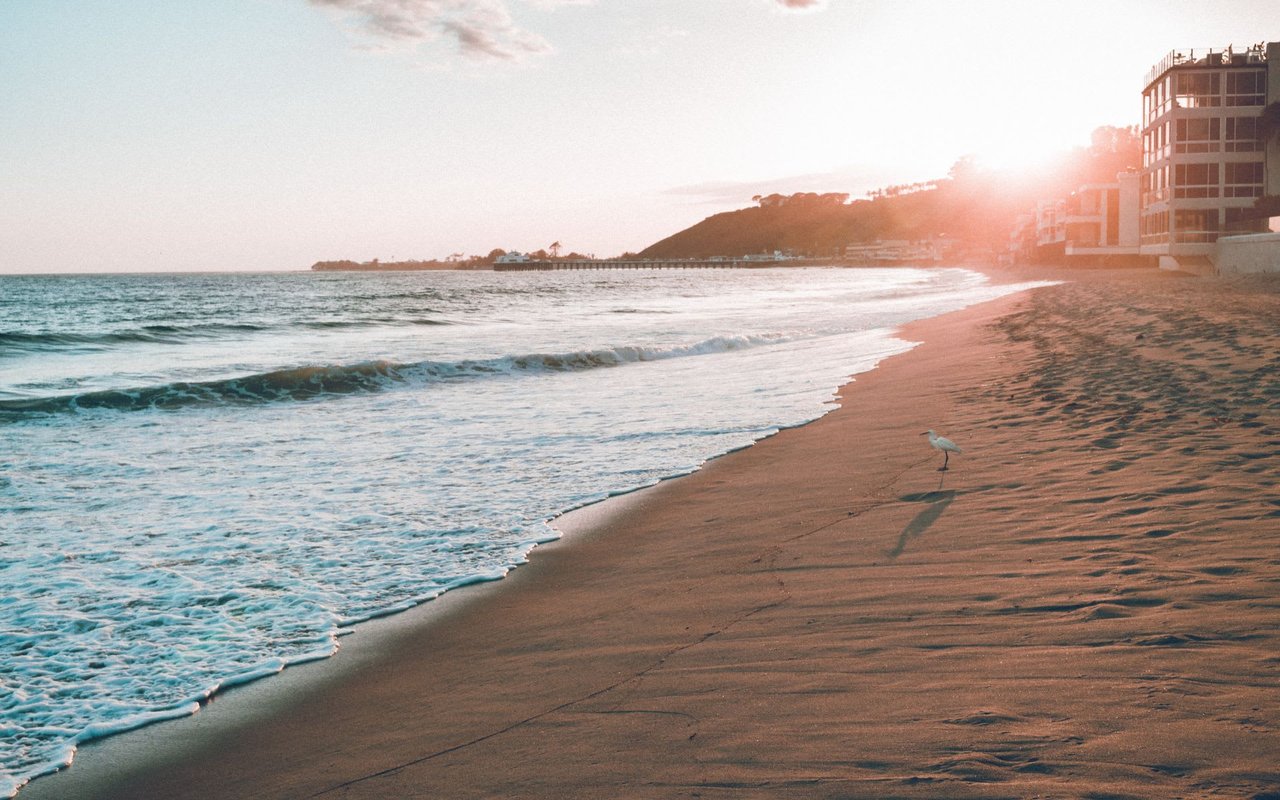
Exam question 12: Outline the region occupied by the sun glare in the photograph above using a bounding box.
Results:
[974,138,1060,174]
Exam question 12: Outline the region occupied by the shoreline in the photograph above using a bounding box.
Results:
[7,266,1008,793]
[8,266,967,797]
[4,263,984,795]
[13,266,1045,799]
[11,488,670,798]
[20,265,1280,799]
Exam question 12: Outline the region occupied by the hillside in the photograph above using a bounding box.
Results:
[640,126,1142,259]
[638,187,1003,259]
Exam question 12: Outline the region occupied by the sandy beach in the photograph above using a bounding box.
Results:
[21,267,1280,799]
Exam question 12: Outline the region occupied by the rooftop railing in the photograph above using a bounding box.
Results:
[1144,44,1267,88]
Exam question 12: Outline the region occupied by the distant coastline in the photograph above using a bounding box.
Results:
[310,255,915,273]
[310,259,486,272]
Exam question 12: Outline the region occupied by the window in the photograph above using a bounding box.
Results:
[1174,209,1219,243]
[1224,161,1263,198]
[1225,70,1266,106]
[1175,72,1221,107]
[1142,165,1171,205]
[1145,76,1174,123]
[1141,210,1169,245]
[1224,207,1270,234]
[1175,117,1220,153]
[1225,116,1261,152]
[1148,121,1172,160]
[1174,163,1218,198]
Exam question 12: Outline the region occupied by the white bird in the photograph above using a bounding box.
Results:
[922,429,962,471]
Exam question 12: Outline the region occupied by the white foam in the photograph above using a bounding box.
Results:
[0,267,1049,795]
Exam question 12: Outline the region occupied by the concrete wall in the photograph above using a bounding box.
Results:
[1215,232,1280,274]
[1118,172,1140,247]
[1269,43,1280,197]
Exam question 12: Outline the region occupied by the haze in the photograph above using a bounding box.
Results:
[1,0,1277,273]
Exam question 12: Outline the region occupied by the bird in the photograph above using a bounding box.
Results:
[922,429,962,471]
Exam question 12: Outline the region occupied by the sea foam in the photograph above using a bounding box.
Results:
[0,267,1048,796]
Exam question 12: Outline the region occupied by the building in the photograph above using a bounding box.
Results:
[1034,198,1065,254]
[1139,42,1280,271]
[843,239,941,265]
[741,250,793,262]
[1024,173,1141,265]
[1006,212,1036,265]
[1061,173,1142,259]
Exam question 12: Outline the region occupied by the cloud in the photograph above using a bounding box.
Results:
[310,0,556,61]
[312,0,818,62]
[774,0,827,11]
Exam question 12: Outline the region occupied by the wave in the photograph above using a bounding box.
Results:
[0,317,453,355]
[0,324,270,353]
[0,333,793,420]
[300,317,451,329]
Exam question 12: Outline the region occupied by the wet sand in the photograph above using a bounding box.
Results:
[22,268,1280,799]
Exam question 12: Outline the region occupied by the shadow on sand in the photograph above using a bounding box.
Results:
[891,476,958,557]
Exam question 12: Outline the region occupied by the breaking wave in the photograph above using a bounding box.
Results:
[0,324,270,352]
[0,333,792,420]
[0,318,452,355]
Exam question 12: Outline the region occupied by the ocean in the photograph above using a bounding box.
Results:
[0,266,1037,794]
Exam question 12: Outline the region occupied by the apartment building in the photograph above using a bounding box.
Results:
[1139,42,1280,270]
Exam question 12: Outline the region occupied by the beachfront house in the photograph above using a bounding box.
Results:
[1062,175,1142,260]
[1139,41,1280,273]
[1028,174,1142,265]
[1005,213,1037,265]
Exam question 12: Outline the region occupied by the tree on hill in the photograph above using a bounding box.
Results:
[752,192,848,208]
[637,125,1143,260]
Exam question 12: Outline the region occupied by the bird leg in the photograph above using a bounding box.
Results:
[938,451,949,472]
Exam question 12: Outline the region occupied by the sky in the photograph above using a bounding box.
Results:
[1,0,1277,273]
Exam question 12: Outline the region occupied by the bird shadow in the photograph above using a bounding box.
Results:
[889,482,957,558]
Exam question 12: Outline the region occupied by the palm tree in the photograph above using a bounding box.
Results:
[549,241,561,258]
